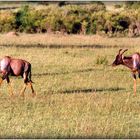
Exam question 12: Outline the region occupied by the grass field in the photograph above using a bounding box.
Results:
[0,34,140,138]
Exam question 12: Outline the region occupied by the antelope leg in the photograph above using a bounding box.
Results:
[133,79,136,96]
[132,73,136,96]
[0,77,3,86]
[20,84,27,97]
[28,82,36,97]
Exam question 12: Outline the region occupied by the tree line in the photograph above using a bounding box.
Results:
[0,2,140,37]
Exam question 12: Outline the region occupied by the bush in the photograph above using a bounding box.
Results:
[0,3,140,37]
[13,3,106,34]
[125,2,140,9]
[15,5,30,32]
[0,11,15,32]
[114,4,122,9]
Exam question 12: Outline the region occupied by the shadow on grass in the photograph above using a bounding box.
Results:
[33,68,102,76]
[0,44,120,48]
[61,87,125,94]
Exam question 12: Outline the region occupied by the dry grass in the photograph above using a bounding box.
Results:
[1,33,140,48]
[0,34,139,138]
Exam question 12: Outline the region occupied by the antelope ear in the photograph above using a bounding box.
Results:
[121,49,128,55]
[122,55,125,60]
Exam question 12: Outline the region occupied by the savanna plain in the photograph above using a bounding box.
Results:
[0,34,140,138]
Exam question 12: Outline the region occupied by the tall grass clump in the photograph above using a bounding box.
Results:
[96,55,108,65]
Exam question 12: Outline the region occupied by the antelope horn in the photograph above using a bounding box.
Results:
[121,49,128,55]
[118,49,123,54]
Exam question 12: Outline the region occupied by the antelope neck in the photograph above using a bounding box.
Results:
[122,56,133,70]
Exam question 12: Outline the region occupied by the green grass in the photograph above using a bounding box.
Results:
[0,35,140,138]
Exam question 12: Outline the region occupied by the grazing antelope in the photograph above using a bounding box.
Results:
[112,49,140,95]
[0,56,36,97]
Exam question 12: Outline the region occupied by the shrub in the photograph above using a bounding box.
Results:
[15,5,49,33]
[0,2,140,37]
[15,5,30,32]
[0,11,15,32]
[125,2,140,9]
[114,4,122,9]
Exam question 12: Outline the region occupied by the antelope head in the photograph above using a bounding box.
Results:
[112,49,128,66]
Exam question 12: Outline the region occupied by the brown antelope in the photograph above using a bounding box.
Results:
[0,56,36,97]
[112,49,140,95]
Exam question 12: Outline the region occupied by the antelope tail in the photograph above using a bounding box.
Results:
[29,64,34,83]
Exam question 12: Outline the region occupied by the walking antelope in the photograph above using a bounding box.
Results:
[0,56,36,97]
[112,49,140,95]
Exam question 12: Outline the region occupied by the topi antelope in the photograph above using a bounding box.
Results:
[0,56,36,97]
[112,49,140,95]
